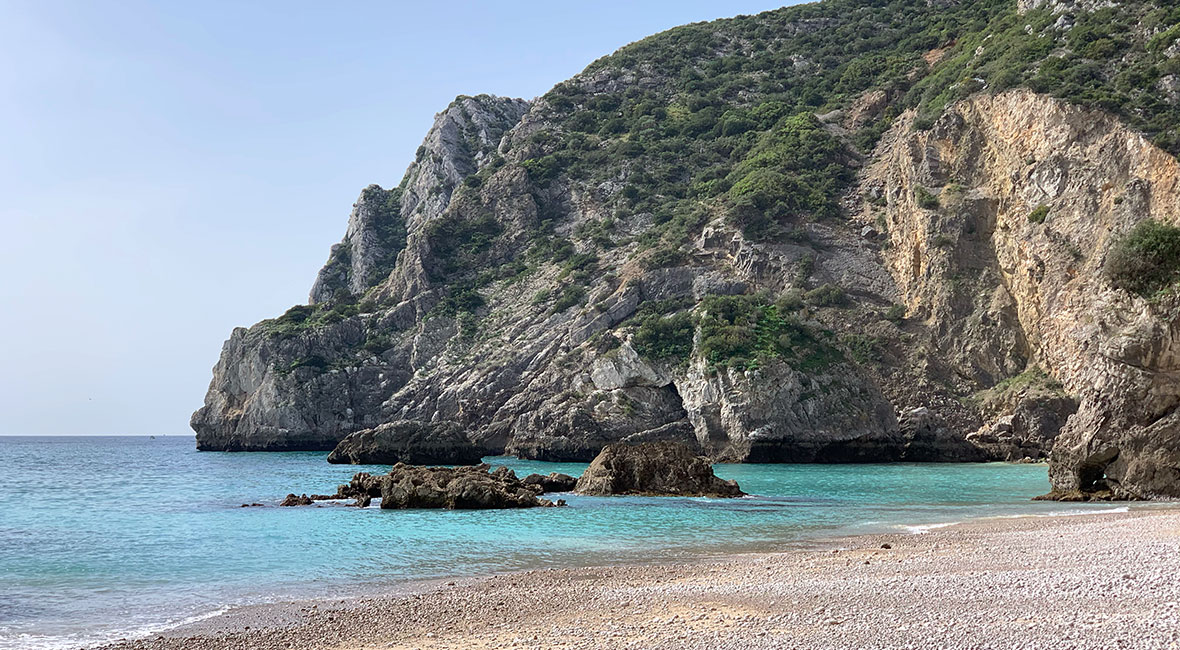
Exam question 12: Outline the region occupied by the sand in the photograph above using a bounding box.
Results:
[97,507,1180,650]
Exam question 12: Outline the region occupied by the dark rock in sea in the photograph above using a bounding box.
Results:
[1033,487,1143,502]
[239,503,264,508]
[279,494,313,506]
[334,472,385,499]
[354,495,372,508]
[327,420,486,466]
[573,441,744,497]
[379,463,562,509]
[521,472,578,494]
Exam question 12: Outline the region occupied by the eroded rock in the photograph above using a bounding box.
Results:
[380,463,560,509]
[573,441,744,497]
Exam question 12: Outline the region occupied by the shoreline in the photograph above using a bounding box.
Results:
[95,504,1180,650]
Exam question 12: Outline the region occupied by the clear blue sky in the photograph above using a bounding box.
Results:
[0,1,801,436]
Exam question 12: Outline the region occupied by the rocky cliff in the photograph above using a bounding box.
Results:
[193,0,1180,498]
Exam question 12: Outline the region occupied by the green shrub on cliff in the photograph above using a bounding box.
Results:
[424,213,503,281]
[1105,220,1180,298]
[697,295,839,371]
[633,312,695,361]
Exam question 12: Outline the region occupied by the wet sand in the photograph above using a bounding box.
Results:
[98,507,1180,650]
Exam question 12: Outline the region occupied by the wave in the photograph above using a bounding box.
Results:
[0,606,232,650]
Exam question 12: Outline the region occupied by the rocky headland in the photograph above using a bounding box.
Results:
[191,0,1180,499]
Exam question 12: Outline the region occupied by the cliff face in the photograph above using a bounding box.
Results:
[860,90,1180,497]
[194,0,1180,498]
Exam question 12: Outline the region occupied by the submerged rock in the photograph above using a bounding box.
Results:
[326,420,486,466]
[521,472,578,493]
[573,441,744,497]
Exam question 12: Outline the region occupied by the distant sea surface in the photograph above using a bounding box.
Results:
[0,435,1127,649]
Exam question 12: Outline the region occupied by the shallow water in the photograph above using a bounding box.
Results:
[0,435,1125,649]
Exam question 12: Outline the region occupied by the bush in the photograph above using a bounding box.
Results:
[915,187,940,210]
[883,303,907,322]
[1028,205,1049,224]
[642,246,686,269]
[697,294,839,371]
[549,285,586,314]
[633,312,695,361]
[1104,220,1180,297]
[805,283,847,307]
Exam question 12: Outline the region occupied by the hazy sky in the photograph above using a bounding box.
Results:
[0,1,801,436]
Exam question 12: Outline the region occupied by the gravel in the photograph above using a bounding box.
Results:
[96,508,1180,650]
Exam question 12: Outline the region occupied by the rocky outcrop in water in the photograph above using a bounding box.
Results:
[380,464,563,509]
[573,442,743,497]
[279,494,313,507]
[296,465,564,509]
[326,420,486,465]
[521,472,578,493]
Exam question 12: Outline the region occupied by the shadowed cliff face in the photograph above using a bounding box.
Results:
[193,0,1180,498]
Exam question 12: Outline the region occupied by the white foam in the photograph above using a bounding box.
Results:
[901,521,959,534]
[0,606,233,650]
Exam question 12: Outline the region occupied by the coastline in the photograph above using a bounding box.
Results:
[96,505,1180,650]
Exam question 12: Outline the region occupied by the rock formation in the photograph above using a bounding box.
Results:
[379,464,562,509]
[193,0,1180,499]
[521,472,578,493]
[296,465,563,509]
[574,442,743,497]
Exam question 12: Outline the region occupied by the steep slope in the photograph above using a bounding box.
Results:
[193,0,1180,498]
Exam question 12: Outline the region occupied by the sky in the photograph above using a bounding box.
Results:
[0,0,803,436]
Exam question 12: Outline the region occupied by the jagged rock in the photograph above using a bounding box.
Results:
[521,472,578,493]
[327,420,486,465]
[380,463,559,509]
[279,494,313,507]
[333,472,385,499]
[573,442,744,497]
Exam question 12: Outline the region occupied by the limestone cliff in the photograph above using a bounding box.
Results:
[193,0,1180,498]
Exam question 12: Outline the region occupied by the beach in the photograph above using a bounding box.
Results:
[97,507,1180,650]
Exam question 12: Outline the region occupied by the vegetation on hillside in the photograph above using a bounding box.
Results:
[1105,220,1180,298]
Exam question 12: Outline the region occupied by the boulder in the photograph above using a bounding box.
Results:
[327,420,485,465]
[521,472,578,493]
[573,441,744,497]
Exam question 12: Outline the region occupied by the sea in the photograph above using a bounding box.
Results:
[0,435,1132,649]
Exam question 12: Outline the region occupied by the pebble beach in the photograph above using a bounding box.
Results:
[97,507,1180,650]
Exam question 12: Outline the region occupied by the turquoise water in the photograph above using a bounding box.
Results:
[0,436,1125,649]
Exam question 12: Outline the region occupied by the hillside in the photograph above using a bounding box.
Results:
[192,0,1180,499]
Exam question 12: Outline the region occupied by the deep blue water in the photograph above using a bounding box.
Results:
[0,435,1126,649]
